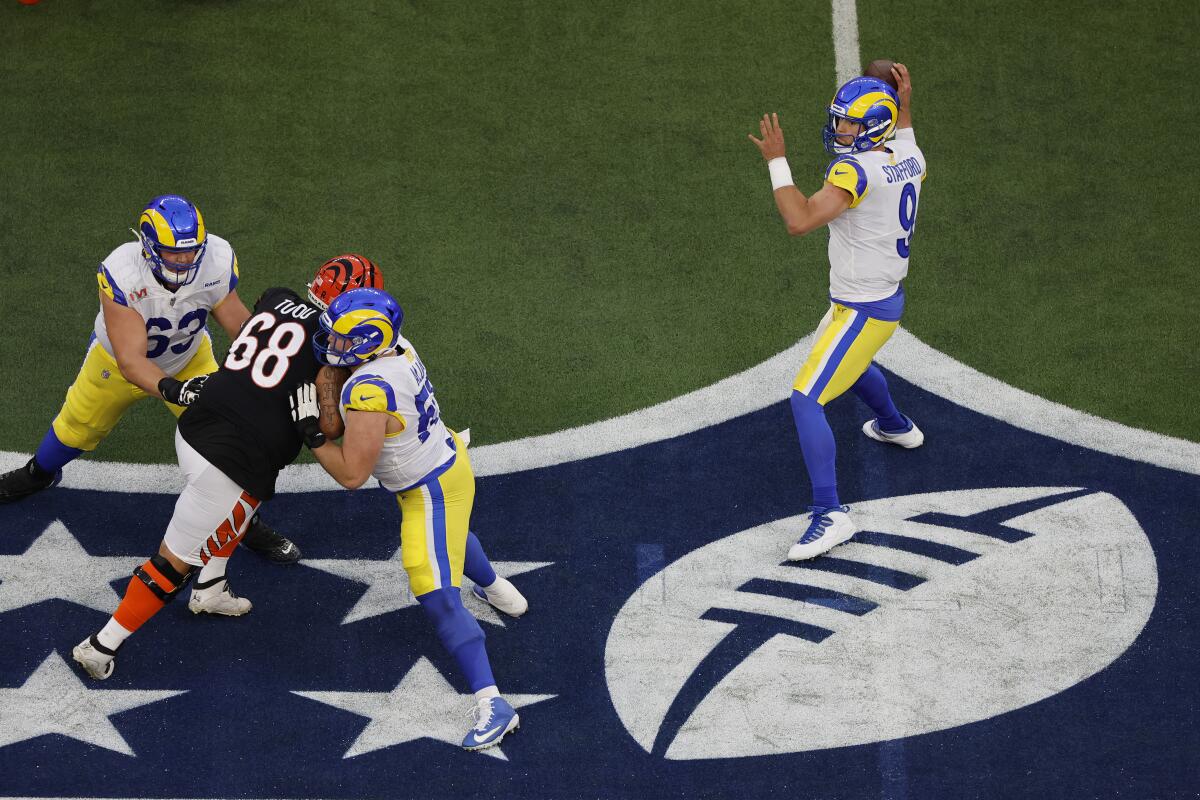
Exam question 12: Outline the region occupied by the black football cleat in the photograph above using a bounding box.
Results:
[241,514,302,564]
[0,458,61,504]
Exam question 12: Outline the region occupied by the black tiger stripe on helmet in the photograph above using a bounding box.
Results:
[307,254,384,310]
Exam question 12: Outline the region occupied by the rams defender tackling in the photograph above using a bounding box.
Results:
[749,64,926,560]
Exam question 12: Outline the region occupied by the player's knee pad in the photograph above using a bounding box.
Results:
[417,587,484,653]
[133,553,195,604]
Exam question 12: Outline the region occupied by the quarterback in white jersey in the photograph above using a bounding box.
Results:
[749,64,927,562]
[825,127,926,302]
[299,287,526,752]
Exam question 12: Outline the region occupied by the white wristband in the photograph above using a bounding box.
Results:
[767,157,794,190]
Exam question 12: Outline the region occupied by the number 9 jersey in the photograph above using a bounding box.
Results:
[823,128,927,303]
[177,287,324,501]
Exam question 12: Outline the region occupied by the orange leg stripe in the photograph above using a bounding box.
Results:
[240,491,262,513]
[231,501,247,534]
[215,519,238,549]
[208,519,244,559]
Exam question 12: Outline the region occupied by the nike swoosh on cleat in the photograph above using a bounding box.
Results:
[472,725,502,742]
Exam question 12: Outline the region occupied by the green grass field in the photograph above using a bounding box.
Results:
[2,0,1197,464]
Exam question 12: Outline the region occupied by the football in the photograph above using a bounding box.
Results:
[316,366,351,440]
[864,58,898,89]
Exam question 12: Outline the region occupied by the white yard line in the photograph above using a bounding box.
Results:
[831,0,863,84]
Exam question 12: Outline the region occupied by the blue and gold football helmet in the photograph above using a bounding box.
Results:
[313,288,405,367]
[135,194,208,287]
[822,77,900,155]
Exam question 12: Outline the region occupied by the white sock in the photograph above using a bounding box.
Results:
[96,618,132,652]
[474,685,500,703]
[194,557,229,593]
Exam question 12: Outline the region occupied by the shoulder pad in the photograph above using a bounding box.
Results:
[825,156,869,207]
[97,263,127,306]
[342,373,398,414]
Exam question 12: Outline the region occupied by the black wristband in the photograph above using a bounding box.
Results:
[298,419,326,450]
[158,377,183,405]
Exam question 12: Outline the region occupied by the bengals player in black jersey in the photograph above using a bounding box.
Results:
[70,255,382,680]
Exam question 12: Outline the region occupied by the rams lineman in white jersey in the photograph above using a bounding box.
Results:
[294,287,526,752]
[749,64,926,561]
[0,195,299,563]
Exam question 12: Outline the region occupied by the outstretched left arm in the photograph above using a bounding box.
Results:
[749,113,852,236]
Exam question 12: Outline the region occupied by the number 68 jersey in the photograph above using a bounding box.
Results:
[178,287,324,500]
[823,127,927,303]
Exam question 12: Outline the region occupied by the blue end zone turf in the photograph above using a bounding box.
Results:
[0,369,1196,799]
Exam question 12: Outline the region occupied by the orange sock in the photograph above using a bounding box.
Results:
[112,558,183,633]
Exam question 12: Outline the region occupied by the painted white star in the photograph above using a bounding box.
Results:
[0,651,186,755]
[294,657,555,761]
[0,520,135,615]
[303,547,552,626]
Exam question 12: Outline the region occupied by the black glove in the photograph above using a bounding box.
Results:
[159,374,209,407]
[290,382,326,449]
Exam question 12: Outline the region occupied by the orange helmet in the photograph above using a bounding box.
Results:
[307,254,383,310]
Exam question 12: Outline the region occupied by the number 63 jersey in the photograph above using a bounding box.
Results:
[339,344,455,493]
[94,238,238,374]
[823,127,927,303]
[178,287,324,500]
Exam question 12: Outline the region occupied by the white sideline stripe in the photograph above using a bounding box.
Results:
[831,0,862,85]
[874,331,1200,476]
[2,328,1196,494]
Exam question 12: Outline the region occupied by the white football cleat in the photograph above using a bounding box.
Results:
[471,576,528,618]
[862,417,924,449]
[788,506,857,561]
[188,581,253,616]
[72,635,116,680]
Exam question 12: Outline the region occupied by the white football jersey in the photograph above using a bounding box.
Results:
[824,128,927,303]
[93,235,239,375]
[339,343,455,493]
